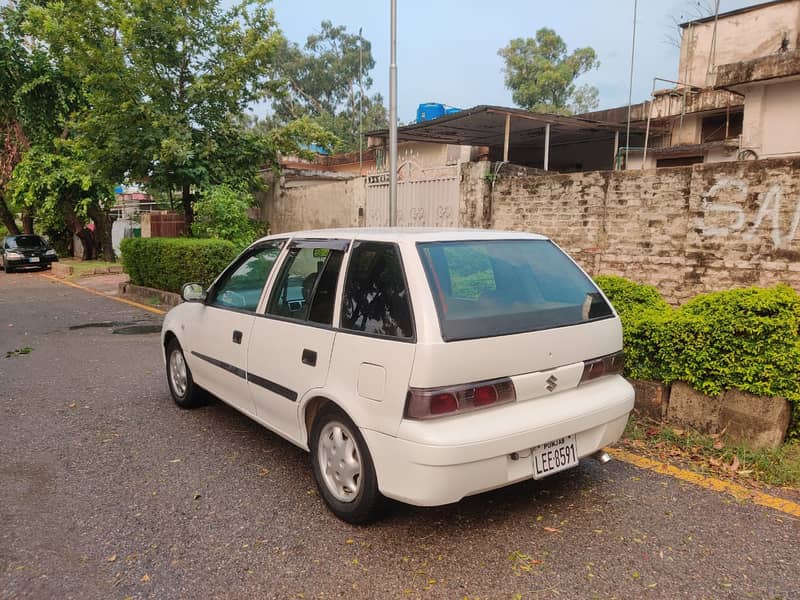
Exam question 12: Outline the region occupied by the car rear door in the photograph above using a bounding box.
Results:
[247,239,348,444]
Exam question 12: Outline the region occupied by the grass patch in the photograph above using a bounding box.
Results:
[621,414,800,489]
[60,259,118,279]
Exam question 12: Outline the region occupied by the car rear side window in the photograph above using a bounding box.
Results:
[418,239,613,341]
[341,242,413,339]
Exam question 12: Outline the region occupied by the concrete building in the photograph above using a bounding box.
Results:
[587,0,800,168]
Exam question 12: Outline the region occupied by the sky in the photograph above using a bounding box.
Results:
[263,0,759,122]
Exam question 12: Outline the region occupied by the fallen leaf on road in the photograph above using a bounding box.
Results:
[68,402,77,409]
[169,459,181,463]
[543,527,560,533]
[193,492,201,500]
[141,574,151,583]
[106,554,117,563]
[727,456,741,472]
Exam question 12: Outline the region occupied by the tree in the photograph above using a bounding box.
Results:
[498,28,600,115]
[271,21,388,152]
[0,1,106,255]
[26,0,290,224]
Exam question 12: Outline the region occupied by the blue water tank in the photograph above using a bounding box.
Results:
[417,102,445,123]
[445,107,462,115]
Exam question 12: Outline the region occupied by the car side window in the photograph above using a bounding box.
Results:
[208,243,283,312]
[341,242,413,339]
[267,247,344,325]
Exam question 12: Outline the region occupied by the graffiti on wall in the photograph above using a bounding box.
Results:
[700,175,800,249]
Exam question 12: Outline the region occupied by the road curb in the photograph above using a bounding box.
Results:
[607,447,800,518]
[39,273,166,316]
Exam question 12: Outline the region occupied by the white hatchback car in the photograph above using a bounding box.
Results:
[161,228,634,523]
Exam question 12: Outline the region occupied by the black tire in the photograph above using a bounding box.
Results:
[165,338,203,409]
[310,405,383,524]
[5,265,13,274]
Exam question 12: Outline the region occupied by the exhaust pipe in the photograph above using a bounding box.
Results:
[592,450,612,465]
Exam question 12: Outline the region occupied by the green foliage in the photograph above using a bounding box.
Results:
[191,185,263,250]
[594,275,671,319]
[120,237,238,293]
[498,28,600,114]
[595,276,800,437]
[24,0,286,203]
[271,20,387,152]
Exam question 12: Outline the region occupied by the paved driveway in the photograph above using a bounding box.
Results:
[1,271,798,599]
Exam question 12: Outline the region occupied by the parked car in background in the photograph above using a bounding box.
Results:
[1,235,59,273]
[160,228,634,523]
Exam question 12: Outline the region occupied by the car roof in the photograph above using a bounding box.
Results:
[253,227,549,244]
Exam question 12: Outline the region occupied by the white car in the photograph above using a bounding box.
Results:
[161,228,634,523]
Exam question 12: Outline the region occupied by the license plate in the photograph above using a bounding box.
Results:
[532,434,579,479]
[28,257,40,263]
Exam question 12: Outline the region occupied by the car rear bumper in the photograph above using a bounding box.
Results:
[362,375,634,506]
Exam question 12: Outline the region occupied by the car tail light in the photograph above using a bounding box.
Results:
[580,351,624,384]
[405,378,516,420]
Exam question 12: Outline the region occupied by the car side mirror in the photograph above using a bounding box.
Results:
[181,283,207,303]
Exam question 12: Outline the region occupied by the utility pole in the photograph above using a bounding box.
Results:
[359,27,364,174]
[389,0,398,226]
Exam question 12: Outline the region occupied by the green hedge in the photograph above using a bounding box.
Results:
[595,276,800,438]
[120,237,238,294]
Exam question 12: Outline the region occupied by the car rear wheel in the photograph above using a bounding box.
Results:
[166,338,203,409]
[310,406,383,524]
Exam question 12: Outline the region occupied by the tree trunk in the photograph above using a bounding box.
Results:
[62,204,96,260]
[181,183,194,227]
[0,194,20,235]
[87,204,115,262]
[21,211,34,234]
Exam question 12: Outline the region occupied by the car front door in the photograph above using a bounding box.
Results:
[185,241,284,416]
[246,239,347,444]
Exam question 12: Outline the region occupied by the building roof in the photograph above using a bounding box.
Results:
[679,0,794,28]
[368,105,640,148]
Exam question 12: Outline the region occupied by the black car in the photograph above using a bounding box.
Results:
[1,234,59,273]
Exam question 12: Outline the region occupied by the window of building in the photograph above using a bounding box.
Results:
[701,111,743,143]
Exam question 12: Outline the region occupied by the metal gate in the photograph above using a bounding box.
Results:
[365,162,460,227]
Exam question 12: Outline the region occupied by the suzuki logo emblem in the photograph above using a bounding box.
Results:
[545,374,558,392]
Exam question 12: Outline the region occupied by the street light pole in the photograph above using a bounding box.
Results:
[389,0,398,226]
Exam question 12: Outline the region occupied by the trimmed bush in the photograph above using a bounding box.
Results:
[594,276,800,438]
[120,237,238,293]
[593,274,671,318]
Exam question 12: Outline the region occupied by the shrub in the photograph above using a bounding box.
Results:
[594,274,671,318]
[595,276,800,438]
[120,237,238,293]
[191,185,265,250]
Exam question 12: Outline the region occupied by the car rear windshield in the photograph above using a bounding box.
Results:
[417,239,613,341]
[7,235,46,249]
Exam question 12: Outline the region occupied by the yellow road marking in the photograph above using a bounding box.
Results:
[39,273,166,316]
[607,447,800,518]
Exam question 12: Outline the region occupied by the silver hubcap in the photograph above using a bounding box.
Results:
[317,421,362,503]
[169,348,188,397]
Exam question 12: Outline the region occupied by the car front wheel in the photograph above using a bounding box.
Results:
[166,338,203,409]
[310,406,383,524]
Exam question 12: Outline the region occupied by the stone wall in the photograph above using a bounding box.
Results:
[466,158,800,303]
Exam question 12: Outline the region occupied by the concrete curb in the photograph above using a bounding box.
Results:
[119,282,182,307]
[51,262,124,277]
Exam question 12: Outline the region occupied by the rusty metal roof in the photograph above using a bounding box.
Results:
[368,105,642,148]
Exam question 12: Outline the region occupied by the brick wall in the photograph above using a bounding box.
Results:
[467,158,800,303]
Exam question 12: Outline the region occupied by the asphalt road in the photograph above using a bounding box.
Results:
[1,271,798,600]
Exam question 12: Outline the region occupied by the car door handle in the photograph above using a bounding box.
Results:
[232,330,243,344]
[302,349,317,367]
